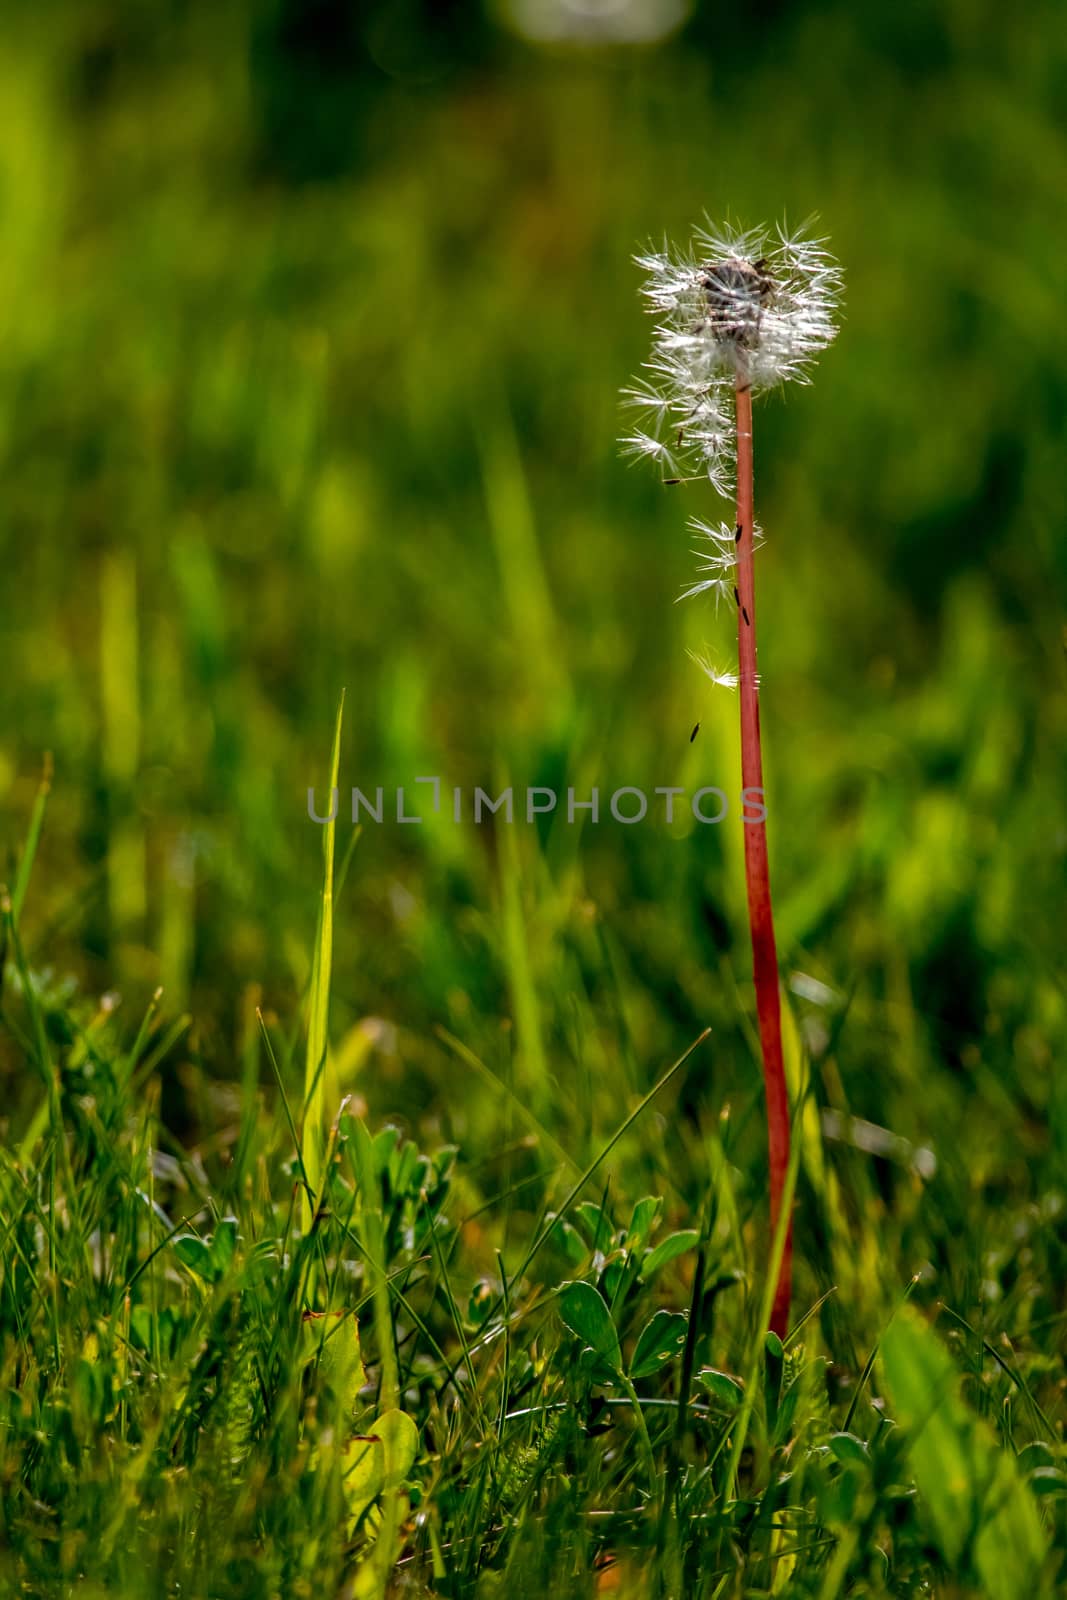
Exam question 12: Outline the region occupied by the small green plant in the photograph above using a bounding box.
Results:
[0,913,1063,1595]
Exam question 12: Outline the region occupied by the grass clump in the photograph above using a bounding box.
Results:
[1,867,1064,1596]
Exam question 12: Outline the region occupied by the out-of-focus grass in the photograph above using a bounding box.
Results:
[0,2,1065,1593]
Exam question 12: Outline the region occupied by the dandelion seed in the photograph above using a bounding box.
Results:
[677,518,766,608]
[620,383,672,423]
[690,517,745,550]
[619,429,679,478]
[686,649,742,692]
[677,574,733,607]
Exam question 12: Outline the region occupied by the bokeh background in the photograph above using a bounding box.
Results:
[1,0,1064,1318]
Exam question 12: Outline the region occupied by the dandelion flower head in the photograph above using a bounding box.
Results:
[623,220,842,484]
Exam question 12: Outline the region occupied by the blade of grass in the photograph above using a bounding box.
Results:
[841,1273,919,1436]
[435,1025,581,1177]
[516,1027,711,1285]
[350,1115,403,1600]
[303,689,345,1231]
[10,752,52,929]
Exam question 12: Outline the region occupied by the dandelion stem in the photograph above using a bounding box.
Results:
[734,377,792,1338]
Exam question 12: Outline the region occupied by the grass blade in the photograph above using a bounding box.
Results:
[303,689,345,1229]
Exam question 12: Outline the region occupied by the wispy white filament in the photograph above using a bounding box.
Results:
[686,648,748,693]
[676,518,764,608]
[623,220,842,487]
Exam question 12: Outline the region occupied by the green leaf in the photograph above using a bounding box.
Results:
[129,1306,152,1349]
[211,1217,238,1275]
[374,1124,400,1177]
[880,1312,979,1565]
[394,1139,419,1196]
[374,1407,419,1490]
[974,1457,1051,1598]
[577,1347,619,1386]
[630,1310,688,1379]
[773,1380,800,1445]
[305,1311,366,1421]
[828,1431,870,1467]
[696,1368,744,1407]
[558,1281,621,1373]
[881,1308,1047,1597]
[764,1329,784,1434]
[546,1215,588,1267]
[172,1234,215,1281]
[601,1260,625,1301]
[574,1202,613,1248]
[1028,1467,1067,1497]
[1016,1442,1054,1473]
[342,1434,384,1527]
[172,1220,238,1284]
[626,1196,662,1251]
[130,1305,178,1359]
[641,1230,699,1279]
[339,1410,418,1528]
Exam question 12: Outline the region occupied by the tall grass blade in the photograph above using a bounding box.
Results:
[302,689,344,1230]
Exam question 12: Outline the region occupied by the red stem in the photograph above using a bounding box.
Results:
[734,378,792,1339]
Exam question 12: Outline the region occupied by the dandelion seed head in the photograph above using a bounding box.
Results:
[621,219,842,481]
[646,221,842,393]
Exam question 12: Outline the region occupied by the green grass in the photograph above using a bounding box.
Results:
[1,1,1066,1595]
[1,787,1065,1595]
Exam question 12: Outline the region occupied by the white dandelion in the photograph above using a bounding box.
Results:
[638,219,842,395]
[623,220,841,488]
[622,215,843,1339]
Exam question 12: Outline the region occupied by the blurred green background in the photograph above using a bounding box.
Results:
[1,0,1064,1310]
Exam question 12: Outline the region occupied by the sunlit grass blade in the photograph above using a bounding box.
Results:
[302,688,345,1231]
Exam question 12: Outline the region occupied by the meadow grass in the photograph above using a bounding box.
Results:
[1,4,1066,1595]
[2,756,1065,1596]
